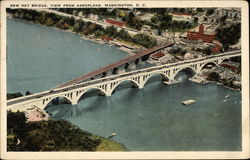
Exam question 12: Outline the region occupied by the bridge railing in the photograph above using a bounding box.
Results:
[53,50,241,91]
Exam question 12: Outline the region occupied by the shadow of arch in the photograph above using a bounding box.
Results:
[110,79,140,95]
[143,72,169,88]
[220,58,230,64]
[43,96,72,110]
[76,87,107,103]
[173,67,196,80]
[200,61,218,71]
[45,103,73,119]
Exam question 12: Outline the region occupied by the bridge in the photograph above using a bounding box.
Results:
[7,50,241,112]
[57,41,175,88]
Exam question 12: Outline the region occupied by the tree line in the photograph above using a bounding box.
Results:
[7,9,157,48]
[54,8,198,32]
[7,111,126,151]
[216,23,241,51]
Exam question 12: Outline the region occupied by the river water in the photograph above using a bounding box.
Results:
[7,19,242,151]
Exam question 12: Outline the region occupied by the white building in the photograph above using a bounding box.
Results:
[169,12,192,22]
[214,8,241,19]
[140,13,155,21]
[184,52,195,60]
[159,54,174,63]
[88,14,99,20]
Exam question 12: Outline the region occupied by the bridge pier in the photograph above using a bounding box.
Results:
[71,99,78,105]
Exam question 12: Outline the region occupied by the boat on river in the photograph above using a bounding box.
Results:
[138,113,144,118]
[182,99,197,105]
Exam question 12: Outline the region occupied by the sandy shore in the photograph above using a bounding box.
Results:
[25,108,49,122]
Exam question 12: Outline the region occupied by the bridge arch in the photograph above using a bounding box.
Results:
[219,57,230,64]
[142,72,169,88]
[42,95,73,110]
[75,87,107,103]
[109,79,140,95]
[198,61,219,73]
[171,66,197,80]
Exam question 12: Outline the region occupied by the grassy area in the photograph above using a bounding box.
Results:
[90,136,126,151]
[7,111,127,151]
[117,39,144,48]
[168,23,199,33]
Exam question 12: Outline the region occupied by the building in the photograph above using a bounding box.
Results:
[184,52,195,60]
[151,52,165,60]
[101,36,113,42]
[159,54,174,63]
[151,29,159,36]
[139,13,155,21]
[106,19,127,27]
[214,8,241,19]
[187,24,215,43]
[220,61,240,73]
[210,45,221,53]
[88,14,99,20]
[169,12,192,22]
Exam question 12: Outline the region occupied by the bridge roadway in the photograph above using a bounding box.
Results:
[7,50,241,106]
[57,41,175,88]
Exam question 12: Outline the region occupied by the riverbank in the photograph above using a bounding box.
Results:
[7,111,127,151]
[25,107,49,122]
[8,15,136,57]
[6,8,157,49]
[189,74,241,91]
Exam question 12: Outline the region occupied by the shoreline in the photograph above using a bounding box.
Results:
[7,18,241,92]
[189,75,241,92]
[8,17,133,56]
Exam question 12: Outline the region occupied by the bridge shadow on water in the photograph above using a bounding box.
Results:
[46,73,194,119]
[64,85,144,118]
[46,75,167,118]
[61,83,157,119]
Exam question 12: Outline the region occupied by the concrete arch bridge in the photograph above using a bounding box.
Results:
[7,50,241,111]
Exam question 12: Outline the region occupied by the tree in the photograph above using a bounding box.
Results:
[25,90,31,95]
[220,15,227,25]
[133,17,143,30]
[112,67,118,74]
[196,8,204,13]
[193,17,198,23]
[127,11,135,26]
[159,21,168,30]
[207,72,220,82]
[118,29,131,40]
[216,23,241,51]
[150,15,161,24]
[202,47,211,55]
[105,26,118,37]
[7,111,27,138]
[206,8,215,16]
[132,34,157,48]
[102,72,107,77]
[179,8,185,13]
[7,92,23,100]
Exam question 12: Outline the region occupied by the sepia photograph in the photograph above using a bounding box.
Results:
[0,0,249,159]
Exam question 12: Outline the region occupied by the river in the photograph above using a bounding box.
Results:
[7,18,242,151]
